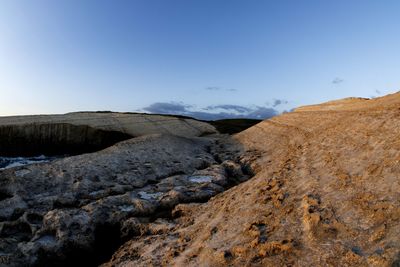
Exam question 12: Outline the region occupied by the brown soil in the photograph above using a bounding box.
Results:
[104,92,400,266]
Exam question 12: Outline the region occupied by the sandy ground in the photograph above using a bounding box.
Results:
[105,92,400,266]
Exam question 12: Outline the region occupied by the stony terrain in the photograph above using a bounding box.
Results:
[104,92,400,266]
[0,133,254,266]
[0,112,240,266]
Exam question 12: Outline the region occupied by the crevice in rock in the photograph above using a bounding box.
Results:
[34,223,124,267]
[9,208,25,221]
[149,205,176,221]
[196,160,212,170]
[94,159,255,266]
[0,221,32,241]
[92,223,123,266]
[0,189,13,201]
[240,162,255,176]
[26,213,43,225]
[213,154,223,164]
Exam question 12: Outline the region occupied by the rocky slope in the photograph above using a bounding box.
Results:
[0,112,237,266]
[105,92,400,266]
[0,132,254,266]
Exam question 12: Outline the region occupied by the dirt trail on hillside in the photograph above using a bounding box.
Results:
[105,93,400,266]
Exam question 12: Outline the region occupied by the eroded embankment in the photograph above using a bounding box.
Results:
[0,123,133,157]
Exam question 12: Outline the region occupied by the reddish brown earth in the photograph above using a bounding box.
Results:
[105,92,400,266]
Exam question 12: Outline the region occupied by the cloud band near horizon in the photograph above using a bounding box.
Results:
[141,102,284,120]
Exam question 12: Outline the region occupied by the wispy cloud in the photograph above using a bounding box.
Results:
[272,99,288,107]
[369,89,383,99]
[205,86,237,92]
[204,104,252,113]
[205,86,221,91]
[332,77,344,84]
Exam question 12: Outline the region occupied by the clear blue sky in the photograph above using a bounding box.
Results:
[1,0,400,117]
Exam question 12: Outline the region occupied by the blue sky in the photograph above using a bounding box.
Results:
[1,0,400,118]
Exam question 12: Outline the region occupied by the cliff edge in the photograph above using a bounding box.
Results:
[0,112,217,156]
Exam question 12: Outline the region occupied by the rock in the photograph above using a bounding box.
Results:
[0,132,247,266]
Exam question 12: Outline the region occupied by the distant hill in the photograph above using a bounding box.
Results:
[207,118,261,134]
[85,111,262,135]
[0,112,216,156]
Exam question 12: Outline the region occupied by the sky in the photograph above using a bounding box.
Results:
[1,0,400,119]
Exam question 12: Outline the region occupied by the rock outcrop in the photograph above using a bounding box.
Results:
[0,112,216,156]
[104,92,400,266]
[0,132,251,266]
[0,112,226,266]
